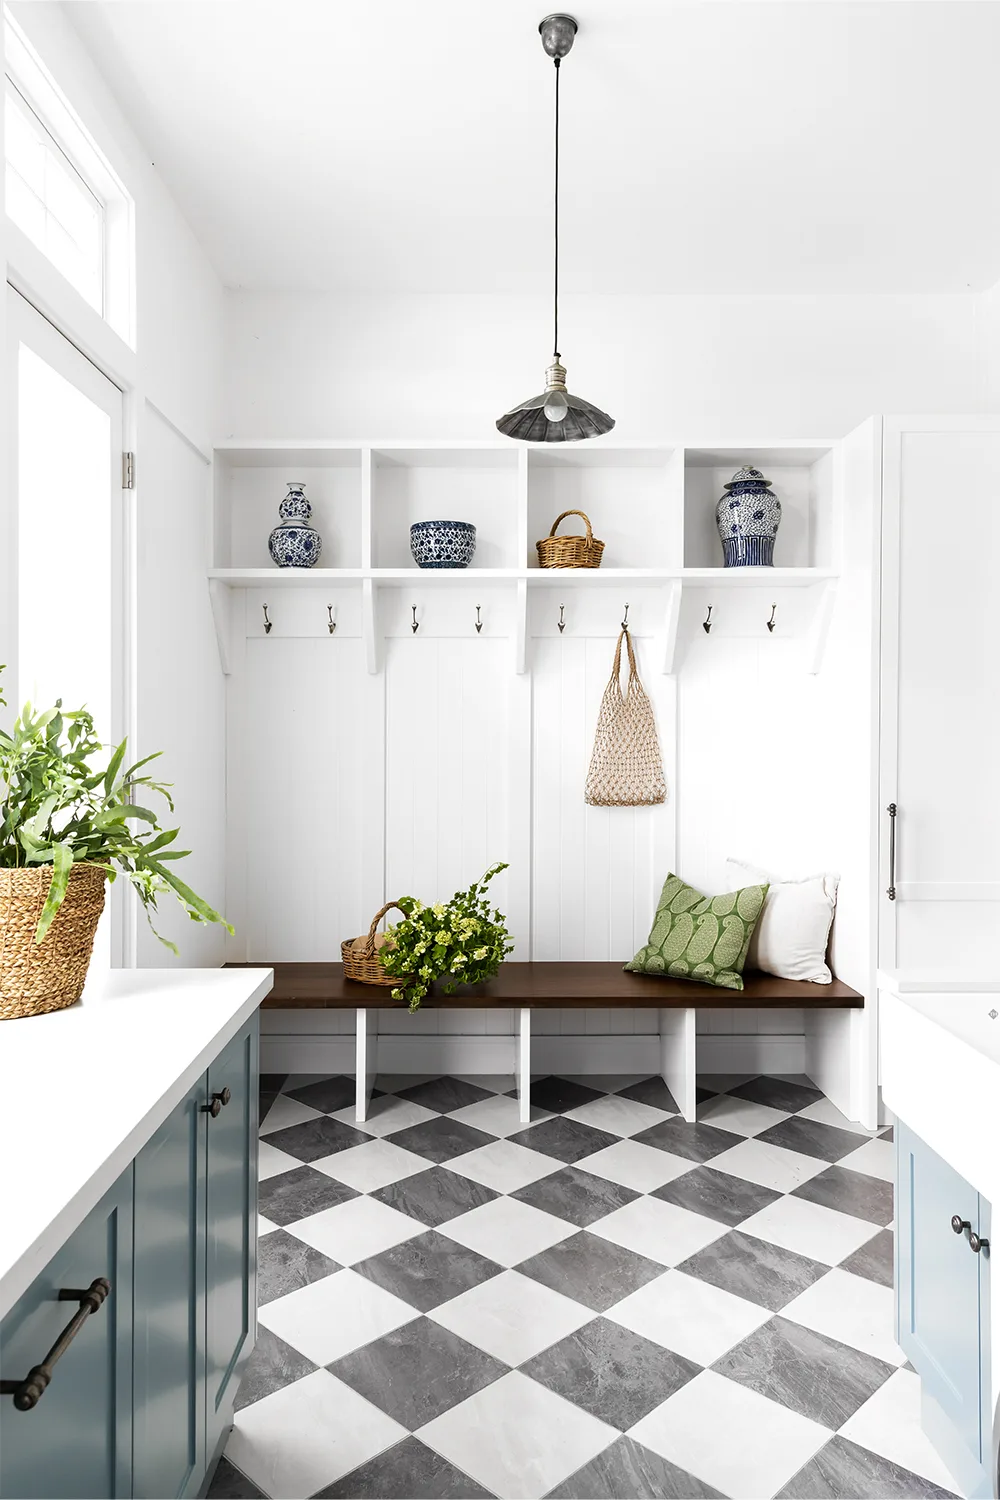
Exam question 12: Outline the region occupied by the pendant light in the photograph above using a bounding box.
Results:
[497,14,614,443]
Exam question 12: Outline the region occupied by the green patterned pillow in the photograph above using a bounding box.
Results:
[625,873,769,991]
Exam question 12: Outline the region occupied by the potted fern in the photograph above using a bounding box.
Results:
[0,675,232,1021]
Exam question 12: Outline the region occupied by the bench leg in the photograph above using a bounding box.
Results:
[514,1007,531,1124]
[356,1008,379,1123]
[660,1007,697,1123]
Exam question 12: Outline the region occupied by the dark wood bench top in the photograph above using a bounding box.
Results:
[229,961,863,1010]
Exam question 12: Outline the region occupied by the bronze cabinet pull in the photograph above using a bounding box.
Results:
[970,1232,990,1255]
[1,1278,111,1411]
[202,1087,231,1118]
[887,803,897,900]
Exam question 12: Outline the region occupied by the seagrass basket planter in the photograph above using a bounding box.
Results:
[341,900,405,986]
[0,863,107,1021]
[536,509,605,569]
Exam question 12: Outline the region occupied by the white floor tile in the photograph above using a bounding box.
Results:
[430,1269,593,1366]
[417,1370,616,1500]
[331,1096,437,1138]
[260,1095,324,1135]
[696,1095,790,1137]
[445,1196,573,1267]
[629,1368,831,1500]
[257,1214,278,1237]
[562,1094,672,1137]
[606,1268,771,1366]
[258,1267,418,1365]
[578,1140,692,1194]
[449,1138,559,1194]
[227,1369,406,1499]
[311,1138,427,1192]
[839,1367,964,1492]
[739,1195,882,1265]
[590,1195,727,1266]
[708,1136,829,1194]
[781,1267,907,1367]
[838,1136,896,1182]
[447,1094,552,1138]
[797,1097,881,1136]
[290,1194,423,1265]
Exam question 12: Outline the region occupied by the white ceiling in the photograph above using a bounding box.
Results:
[66,0,1000,295]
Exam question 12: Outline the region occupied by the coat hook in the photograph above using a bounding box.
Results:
[411,604,419,634]
[558,603,566,634]
[621,602,630,631]
[475,605,483,635]
[327,604,336,635]
[262,603,273,635]
[702,604,713,635]
[767,603,777,634]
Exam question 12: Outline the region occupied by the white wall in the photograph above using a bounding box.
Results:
[224,291,988,441]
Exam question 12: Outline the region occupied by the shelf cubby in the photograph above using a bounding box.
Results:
[370,446,520,569]
[683,444,838,570]
[213,445,363,571]
[527,446,682,571]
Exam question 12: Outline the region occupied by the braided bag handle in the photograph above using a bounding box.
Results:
[585,628,667,807]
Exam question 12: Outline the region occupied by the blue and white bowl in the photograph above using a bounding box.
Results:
[410,520,477,569]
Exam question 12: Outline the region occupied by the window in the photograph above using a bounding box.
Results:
[3,9,134,342]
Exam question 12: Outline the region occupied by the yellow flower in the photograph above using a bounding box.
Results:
[433,903,446,918]
[473,946,487,960]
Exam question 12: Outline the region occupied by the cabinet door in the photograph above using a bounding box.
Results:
[0,1171,133,1499]
[132,1079,206,1500]
[896,1121,986,1463]
[205,1017,258,1447]
[880,418,1000,973]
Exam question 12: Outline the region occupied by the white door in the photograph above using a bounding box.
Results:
[879,416,1000,977]
[5,286,127,969]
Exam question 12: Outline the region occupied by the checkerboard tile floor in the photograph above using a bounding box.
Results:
[208,1072,961,1500]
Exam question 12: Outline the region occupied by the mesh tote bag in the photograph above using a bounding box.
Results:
[584,627,667,806]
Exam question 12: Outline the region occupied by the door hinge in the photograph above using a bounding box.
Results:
[122,451,135,490]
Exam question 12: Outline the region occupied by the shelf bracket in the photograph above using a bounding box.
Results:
[208,578,232,676]
[514,577,528,674]
[806,579,838,675]
[660,579,682,675]
[362,578,378,675]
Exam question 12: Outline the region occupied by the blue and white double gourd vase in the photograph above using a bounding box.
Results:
[715,466,782,567]
[268,483,323,568]
[410,520,476,569]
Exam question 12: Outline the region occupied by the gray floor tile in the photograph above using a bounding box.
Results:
[792,1165,894,1226]
[257,1227,341,1304]
[283,1075,359,1114]
[353,1227,504,1311]
[840,1228,894,1288]
[775,1435,959,1499]
[510,1165,639,1227]
[258,1165,358,1227]
[518,1230,665,1312]
[397,1077,495,1113]
[387,1116,498,1164]
[712,1314,896,1427]
[881,1125,895,1142]
[372,1166,499,1226]
[330,1317,506,1428]
[678,1229,830,1312]
[529,1077,605,1114]
[727,1076,823,1113]
[262,1114,372,1163]
[206,1457,266,1499]
[233,1325,316,1411]
[631,1117,744,1164]
[522,1317,700,1430]
[652,1165,782,1227]
[508,1116,620,1163]
[314,1435,494,1498]
[546,1436,725,1499]
[614,1077,679,1112]
[755,1115,868,1163]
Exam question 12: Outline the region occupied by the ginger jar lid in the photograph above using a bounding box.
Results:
[724,466,772,490]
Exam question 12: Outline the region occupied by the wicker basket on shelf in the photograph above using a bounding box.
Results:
[536,510,605,569]
[341,901,407,986]
[0,864,107,1021]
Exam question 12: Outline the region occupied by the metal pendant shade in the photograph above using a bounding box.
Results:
[497,15,614,443]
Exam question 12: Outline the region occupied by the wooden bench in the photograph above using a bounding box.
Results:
[234,960,863,1124]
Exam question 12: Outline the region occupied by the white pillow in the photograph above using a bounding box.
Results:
[725,857,839,984]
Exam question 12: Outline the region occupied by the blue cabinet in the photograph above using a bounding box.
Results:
[896,1121,991,1495]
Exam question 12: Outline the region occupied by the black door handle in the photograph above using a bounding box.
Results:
[0,1279,111,1411]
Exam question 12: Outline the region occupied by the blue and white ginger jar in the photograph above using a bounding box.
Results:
[268,483,323,568]
[715,467,781,567]
[410,520,476,569]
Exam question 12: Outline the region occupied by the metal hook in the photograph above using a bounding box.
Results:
[262,604,273,635]
[475,605,483,635]
[327,605,336,635]
[767,603,777,634]
[621,602,630,631]
[557,603,566,634]
[411,605,419,634]
[702,605,713,635]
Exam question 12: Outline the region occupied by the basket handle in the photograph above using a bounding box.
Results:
[548,510,594,543]
[610,628,638,694]
[361,901,408,958]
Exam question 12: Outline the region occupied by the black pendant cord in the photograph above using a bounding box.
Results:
[553,56,560,361]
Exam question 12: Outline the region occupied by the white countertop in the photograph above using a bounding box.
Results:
[0,966,272,1320]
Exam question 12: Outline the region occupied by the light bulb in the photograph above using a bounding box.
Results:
[543,389,569,422]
